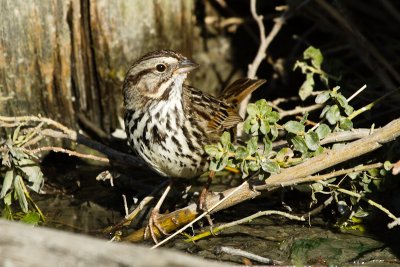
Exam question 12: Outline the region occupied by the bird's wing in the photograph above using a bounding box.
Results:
[219,78,266,106]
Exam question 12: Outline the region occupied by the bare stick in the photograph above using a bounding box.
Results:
[238,0,287,129]
[279,162,383,187]
[347,84,367,102]
[187,210,304,242]
[217,246,283,265]
[247,1,287,79]
[23,146,109,163]
[278,103,323,118]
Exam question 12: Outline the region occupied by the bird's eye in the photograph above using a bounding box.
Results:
[156,64,166,72]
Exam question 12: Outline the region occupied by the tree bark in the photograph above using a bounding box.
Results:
[0,0,197,132]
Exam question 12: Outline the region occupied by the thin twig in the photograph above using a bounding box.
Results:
[238,0,287,126]
[279,162,383,186]
[347,84,367,102]
[278,103,323,118]
[0,115,76,138]
[23,146,109,163]
[216,246,283,265]
[187,210,304,242]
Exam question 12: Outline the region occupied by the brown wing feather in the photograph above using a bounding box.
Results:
[219,78,266,106]
[183,78,265,138]
[183,86,241,135]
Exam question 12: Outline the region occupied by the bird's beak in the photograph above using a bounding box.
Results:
[176,58,199,74]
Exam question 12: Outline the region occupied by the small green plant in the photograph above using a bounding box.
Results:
[205,46,394,228]
[0,127,45,224]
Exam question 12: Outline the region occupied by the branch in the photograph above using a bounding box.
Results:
[238,0,287,123]
[258,117,400,189]
[23,146,109,163]
[247,0,286,79]
[278,103,323,118]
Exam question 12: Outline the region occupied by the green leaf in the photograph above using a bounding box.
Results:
[14,175,28,213]
[314,146,324,156]
[304,132,320,151]
[256,99,271,116]
[247,103,258,117]
[243,118,252,133]
[19,165,44,193]
[241,161,249,178]
[310,182,324,192]
[220,132,231,146]
[291,136,308,154]
[300,112,308,124]
[320,105,331,118]
[339,117,353,130]
[20,211,41,225]
[336,94,348,108]
[315,124,331,139]
[299,73,315,100]
[315,91,330,104]
[326,105,340,125]
[344,104,354,116]
[4,192,12,206]
[209,157,228,172]
[384,161,392,171]
[12,125,21,142]
[1,169,14,198]
[247,136,258,155]
[268,112,280,124]
[368,168,379,176]
[319,73,329,87]
[248,161,260,172]
[204,145,219,158]
[276,147,294,162]
[293,61,308,74]
[235,146,249,160]
[304,46,323,69]
[261,160,280,174]
[270,124,279,140]
[284,121,305,135]
[263,138,272,156]
[260,119,270,135]
[250,122,259,135]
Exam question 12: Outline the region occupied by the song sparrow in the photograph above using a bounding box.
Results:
[123,50,265,179]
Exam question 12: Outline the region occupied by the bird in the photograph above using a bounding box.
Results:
[122,50,265,241]
[123,50,265,179]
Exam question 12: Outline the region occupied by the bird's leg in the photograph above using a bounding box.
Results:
[199,171,216,231]
[145,179,173,243]
[199,171,215,212]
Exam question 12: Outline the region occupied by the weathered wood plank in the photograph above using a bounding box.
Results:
[0,219,228,267]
